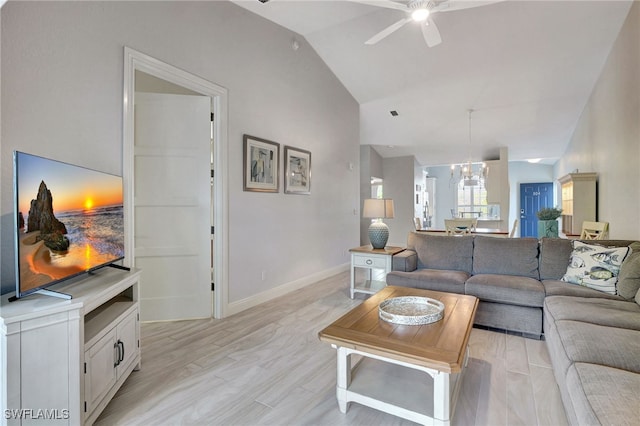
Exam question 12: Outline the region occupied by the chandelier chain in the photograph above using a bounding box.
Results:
[450,108,488,187]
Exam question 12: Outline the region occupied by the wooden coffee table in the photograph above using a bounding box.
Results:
[318,286,478,426]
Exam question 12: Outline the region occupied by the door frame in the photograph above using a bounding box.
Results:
[123,47,229,319]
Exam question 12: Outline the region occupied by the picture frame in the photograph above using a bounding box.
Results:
[243,134,280,192]
[284,146,311,195]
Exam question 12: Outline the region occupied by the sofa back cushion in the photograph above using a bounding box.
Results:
[611,241,640,300]
[473,236,540,279]
[407,232,474,274]
[539,238,639,280]
[539,237,573,280]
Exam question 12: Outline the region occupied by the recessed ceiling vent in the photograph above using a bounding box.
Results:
[258,0,270,3]
[390,110,399,117]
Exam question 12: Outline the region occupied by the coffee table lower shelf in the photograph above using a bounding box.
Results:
[333,346,468,426]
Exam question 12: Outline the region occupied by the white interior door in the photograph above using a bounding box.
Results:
[134,92,211,321]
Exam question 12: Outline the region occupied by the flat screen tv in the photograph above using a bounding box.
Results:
[13,151,125,299]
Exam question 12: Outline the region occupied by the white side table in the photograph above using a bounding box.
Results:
[349,245,404,298]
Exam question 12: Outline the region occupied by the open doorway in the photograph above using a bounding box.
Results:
[423,176,436,229]
[371,177,383,199]
[123,48,229,320]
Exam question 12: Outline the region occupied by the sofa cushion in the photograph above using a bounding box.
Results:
[542,279,624,301]
[406,232,473,274]
[386,269,468,294]
[555,320,640,374]
[566,363,640,426]
[561,241,630,295]
[539,237,573,280]
[618,241,640,300]
[544,296,640,331]
[465,274,545,307]
[472,236,540,279]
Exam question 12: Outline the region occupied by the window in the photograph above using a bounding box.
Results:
[456,178,488,218]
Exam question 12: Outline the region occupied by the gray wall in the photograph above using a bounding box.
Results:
[0,1,360,299]
[359,145,383,245]
[381,156,415,246]
[554,1,640,240]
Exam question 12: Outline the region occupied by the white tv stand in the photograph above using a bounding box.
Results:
[1,268,141,425]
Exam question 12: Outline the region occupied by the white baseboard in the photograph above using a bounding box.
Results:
[225,263,349,317]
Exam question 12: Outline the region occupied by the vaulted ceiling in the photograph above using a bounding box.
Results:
[232,0,633,166]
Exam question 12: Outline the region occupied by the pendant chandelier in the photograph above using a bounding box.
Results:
[450,109,488,187]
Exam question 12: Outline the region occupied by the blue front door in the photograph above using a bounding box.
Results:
[520,183,554,237]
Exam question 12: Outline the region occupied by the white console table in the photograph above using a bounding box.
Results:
[0,268,141,425]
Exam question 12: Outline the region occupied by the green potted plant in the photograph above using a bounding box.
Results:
[536,207,563,238]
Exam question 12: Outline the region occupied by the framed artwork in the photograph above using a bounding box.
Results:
[243,135,279,192]
[284,146,311,195]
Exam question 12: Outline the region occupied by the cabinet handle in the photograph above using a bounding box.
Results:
[118,340,125,364]
[366,259,373,265]
[114,342,120,367]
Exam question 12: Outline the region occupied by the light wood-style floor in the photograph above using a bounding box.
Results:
[96,271,568,426]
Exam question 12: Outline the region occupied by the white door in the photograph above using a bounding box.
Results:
[134,93,212,321]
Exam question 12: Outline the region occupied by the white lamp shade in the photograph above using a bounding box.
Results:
[363,199,395,219]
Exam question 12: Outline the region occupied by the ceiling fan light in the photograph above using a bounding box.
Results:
[411,8,430,22]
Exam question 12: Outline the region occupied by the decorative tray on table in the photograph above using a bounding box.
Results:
[378,296,445,325]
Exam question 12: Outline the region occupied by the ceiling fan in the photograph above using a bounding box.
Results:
[348,0,502,47]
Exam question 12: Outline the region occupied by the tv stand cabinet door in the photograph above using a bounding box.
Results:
[84,330,118,417]
[8,310,81,425]
[115,309,139,379]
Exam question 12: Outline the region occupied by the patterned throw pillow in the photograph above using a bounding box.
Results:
[561,241,630,295]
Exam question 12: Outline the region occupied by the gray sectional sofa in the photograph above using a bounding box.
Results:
[542,240,640,426]
[389,233,550,338]
[386,232,640,425]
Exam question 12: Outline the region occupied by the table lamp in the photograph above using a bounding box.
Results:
[363,198,395,249]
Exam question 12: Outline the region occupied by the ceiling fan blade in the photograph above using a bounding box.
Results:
[421,17,442,47]
[436,0,505,13]
[365,17,412,45]
[346,0,409,12]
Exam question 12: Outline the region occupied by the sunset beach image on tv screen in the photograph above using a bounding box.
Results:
[15,152,124,294]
